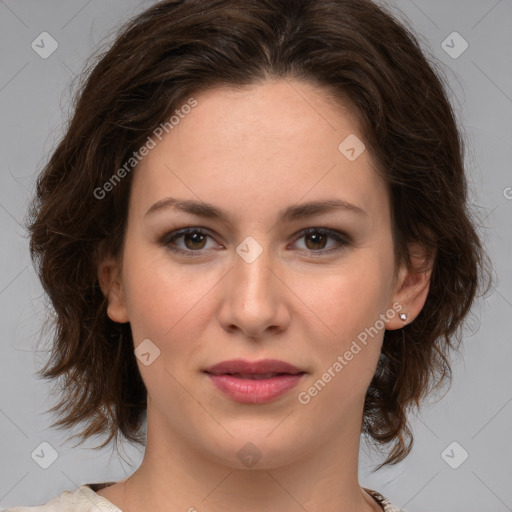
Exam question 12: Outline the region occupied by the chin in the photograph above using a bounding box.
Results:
[199,428,306,470]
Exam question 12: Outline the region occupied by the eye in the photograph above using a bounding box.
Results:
[159,226,351,257]
[292,228,351,255]
[160,227,220,256]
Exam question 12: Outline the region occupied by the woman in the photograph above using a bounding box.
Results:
[9,0,489,510]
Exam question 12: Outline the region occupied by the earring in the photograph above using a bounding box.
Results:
[399,313,407,321]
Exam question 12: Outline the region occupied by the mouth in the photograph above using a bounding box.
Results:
[203,359,307,404]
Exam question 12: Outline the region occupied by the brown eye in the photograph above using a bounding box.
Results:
[294,228,351,255]
[183,231,207,250]
[161,228,218,256]
[304,232,328,250]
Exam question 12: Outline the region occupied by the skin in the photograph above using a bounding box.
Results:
[97,78,433,512]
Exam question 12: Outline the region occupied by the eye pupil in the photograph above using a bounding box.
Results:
[305,232,327,250]
[185,232,206,249]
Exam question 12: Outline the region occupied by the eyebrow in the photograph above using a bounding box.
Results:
[144,197,367,223]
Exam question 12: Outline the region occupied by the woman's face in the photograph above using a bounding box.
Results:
[101,78,414,468]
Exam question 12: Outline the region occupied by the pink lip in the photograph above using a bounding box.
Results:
[204,358,306,404]
[206,374,305,403]
[204,358,304,375]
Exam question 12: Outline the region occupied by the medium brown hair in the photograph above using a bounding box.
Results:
[27,0,491,467]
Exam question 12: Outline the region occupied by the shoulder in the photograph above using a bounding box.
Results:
[1,483,122,512]
[363,487,404,512]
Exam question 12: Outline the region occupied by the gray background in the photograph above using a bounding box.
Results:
[0,0,511,510]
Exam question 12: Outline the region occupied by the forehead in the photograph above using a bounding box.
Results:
[130,79,388,224]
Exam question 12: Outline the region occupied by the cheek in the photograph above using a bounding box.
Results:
[295,279,385,420]
[121,244,219,362]
[295,254,392,340]
[291,251,393,401]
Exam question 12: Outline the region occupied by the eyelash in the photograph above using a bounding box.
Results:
[159,227,351,257]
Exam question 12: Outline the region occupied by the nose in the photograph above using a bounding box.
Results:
[217,244,291,339]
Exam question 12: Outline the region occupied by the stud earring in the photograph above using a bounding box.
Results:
[399,313,407,321]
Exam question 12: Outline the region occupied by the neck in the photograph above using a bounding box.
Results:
[116,399,379,512]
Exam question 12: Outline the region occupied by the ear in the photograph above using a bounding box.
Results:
[386,242,435,329]
[97,255,130,323]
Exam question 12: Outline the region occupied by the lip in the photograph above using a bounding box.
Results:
[203,359,306,404]
[204,358,304,375]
